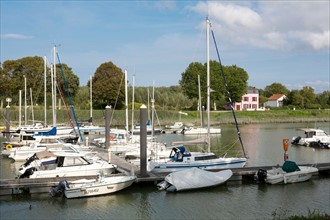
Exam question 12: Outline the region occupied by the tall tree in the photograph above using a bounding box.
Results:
[91,61,125,109]
[180,61,248,109]
[264,82,289,97]
[316,91,330,108]
[300,86,316,108]
[1,56,79,106]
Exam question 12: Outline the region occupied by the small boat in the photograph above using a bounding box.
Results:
[165,122,184,130]
[291,128,330,146]
[180,127,221,135]
[157,168,233,192]
[51,174,136,198]
[256,161,318,184]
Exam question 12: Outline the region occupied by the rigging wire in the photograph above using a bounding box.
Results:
[210,29,247,158]
[56,53,83,142]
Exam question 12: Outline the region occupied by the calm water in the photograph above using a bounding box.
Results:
[1,122,329,219]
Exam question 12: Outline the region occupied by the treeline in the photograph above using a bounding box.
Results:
[1,56,329,111]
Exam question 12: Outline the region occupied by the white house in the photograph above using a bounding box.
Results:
[264,94,287,107]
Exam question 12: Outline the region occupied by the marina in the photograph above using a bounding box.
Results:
[1,122,329,219]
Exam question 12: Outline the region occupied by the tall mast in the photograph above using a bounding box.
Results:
[24,75,27,126]
[30,88,34,125]
[44,56,47,126]
[125,70,129,142]
[131,74,135,141]
[198,74,202,128]
[90,75,93,126]
[51,64,55,127]
[206,17,211,152]
[53,46,57,127]
[19,90,22,128]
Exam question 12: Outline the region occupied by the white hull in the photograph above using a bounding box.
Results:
[64,176,136,198]
[149,157,246,173]
[182,127,221,135]
[264,166,318,184]
[18,151,117,179]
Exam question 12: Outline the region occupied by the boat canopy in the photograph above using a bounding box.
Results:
[282,161,301,173]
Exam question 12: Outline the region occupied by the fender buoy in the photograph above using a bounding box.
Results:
[6,144,13,151]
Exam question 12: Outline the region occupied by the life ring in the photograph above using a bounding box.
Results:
[5,144,13,151]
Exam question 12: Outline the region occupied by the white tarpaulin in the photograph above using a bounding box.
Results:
[165,168,233,191]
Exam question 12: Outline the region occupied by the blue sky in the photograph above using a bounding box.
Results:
[1,1,329,93]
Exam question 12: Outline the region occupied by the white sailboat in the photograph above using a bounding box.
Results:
[148,18,247,173]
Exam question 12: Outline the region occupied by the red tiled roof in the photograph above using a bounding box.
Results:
[268,94,286,100]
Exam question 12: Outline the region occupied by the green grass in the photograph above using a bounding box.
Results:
[0,108,329,127]
[272,208,330,220]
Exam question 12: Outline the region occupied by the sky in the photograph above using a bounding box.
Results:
[1,1,329,93]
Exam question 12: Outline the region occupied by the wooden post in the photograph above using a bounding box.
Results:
[140,104,148,177]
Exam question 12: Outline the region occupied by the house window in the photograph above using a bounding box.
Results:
[244,97,249,101]
[252,97,257,102]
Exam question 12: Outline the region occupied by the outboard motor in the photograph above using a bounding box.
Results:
[19,167,37,178]
[256,169,267,183]
[22,153,38,168]
[50,180,70,197]
[291,136,301,145]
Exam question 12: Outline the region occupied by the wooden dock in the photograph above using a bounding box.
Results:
[1,157,329,196]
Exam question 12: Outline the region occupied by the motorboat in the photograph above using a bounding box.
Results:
[291,128,330,146]
[6,136,88,161]
[1,134,79,157]
[181,127,221,135]
[148,146,246,173]
[165,122,184,130]
[18,150,117,179]
[256,161,318,184]
[157,167,233,192]
[51,174,136,198]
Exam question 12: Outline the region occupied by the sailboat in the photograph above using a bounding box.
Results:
[181,75,221,135]
[148,18,247,173]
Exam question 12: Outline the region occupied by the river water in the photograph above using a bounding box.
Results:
[0,122,329,219]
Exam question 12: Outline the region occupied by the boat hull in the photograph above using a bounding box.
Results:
[149,158,246,173]
[265,166,318,184]
[64,176,136,198]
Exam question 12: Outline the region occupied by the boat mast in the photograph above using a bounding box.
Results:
[44,56,47,126]
[24,75,27,126]
[198,74,202,129]
[30,88,34,125]
[53,46,57,128]
[206,17,211,152]
[19,90,22,128]
[90,75,93,126]
[125,70,129,142]
[131,74,135,142]
[51,64,55,127]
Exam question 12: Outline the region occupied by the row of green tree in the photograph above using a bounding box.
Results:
[1,56,329,110]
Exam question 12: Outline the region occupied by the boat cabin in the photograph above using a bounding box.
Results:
[169,146,191,162]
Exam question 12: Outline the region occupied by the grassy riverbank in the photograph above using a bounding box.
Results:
[1,108,329,127]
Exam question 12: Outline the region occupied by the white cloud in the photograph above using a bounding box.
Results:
[1,34,33,39]
[190,1,330,51]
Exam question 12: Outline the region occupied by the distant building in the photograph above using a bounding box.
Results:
[264,94,287,107]
[224,87,265,111]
